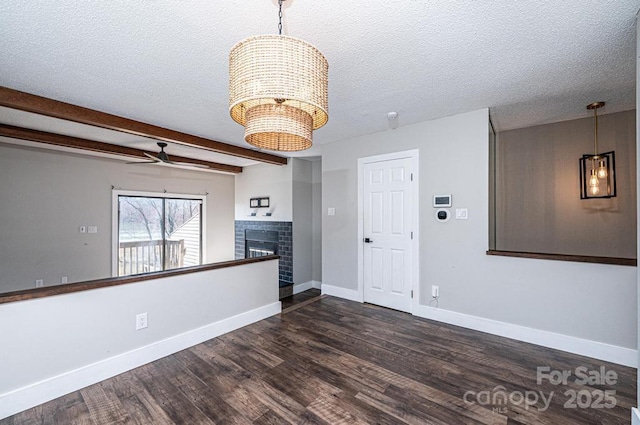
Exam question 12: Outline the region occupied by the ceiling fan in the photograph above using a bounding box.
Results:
[127,142,210,169]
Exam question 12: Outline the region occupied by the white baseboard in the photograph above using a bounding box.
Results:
[314,286,637,368]
[321,284,363,302]
[415,305,637,368]
[633,407,640,425]
[293,280,322,295]
[0,302,281,420]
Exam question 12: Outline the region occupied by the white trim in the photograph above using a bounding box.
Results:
[357,149,420,314]
[321,283,363,302]
[0,302,281,420]
[111,189,207,277]
[303,286,638,366]
[632,407,640,425]
[415,305,637,368]
[293,280,322,294]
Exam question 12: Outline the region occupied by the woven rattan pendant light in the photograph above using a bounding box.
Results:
[229,0,328,151]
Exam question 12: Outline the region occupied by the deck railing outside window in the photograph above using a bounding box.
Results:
[118,239,185,276]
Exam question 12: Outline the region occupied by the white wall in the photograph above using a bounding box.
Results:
[234,161,292,221]
[0,259,280,419]
[292,159,313,284]
[0,142,236,293]
[322,109,637,359]
[312,160,322,282]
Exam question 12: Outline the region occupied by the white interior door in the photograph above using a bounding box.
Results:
[363,156,414,312]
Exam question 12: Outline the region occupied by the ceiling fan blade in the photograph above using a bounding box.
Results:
[128,146,209,171]
[169,161,211,169]
[125,160,159,165]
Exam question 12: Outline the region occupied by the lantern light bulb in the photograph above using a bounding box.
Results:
[597,161,608,179]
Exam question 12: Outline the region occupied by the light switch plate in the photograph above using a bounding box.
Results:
[328,207,335,216]
[455,208,468,220]
[88,226,98,234]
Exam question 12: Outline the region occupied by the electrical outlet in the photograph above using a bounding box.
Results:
[431,285,439,298]
[61,276,68,284]
[136,313,148,330]
[88,226,98,234]
[35,279,44,288]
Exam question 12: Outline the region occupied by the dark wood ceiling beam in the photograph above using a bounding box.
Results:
[0,124,243,174]
[0,86,287,166]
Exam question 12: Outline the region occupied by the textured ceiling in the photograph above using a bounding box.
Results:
[0,0,637,161]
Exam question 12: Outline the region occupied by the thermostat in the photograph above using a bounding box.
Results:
[435,209,450,222]
[433,194,452,208]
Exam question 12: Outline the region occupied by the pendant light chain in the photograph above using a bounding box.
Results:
[278,0,283,35]
[593,107,599,156]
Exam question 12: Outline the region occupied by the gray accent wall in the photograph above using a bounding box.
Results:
[0,142,235,293]
[321,108,636,350]
[312,160,322,283]
[496,110,636,258]
[292,158,313,285]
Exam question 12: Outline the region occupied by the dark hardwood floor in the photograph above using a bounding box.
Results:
[281,288,321,312]
[2,293,636,424]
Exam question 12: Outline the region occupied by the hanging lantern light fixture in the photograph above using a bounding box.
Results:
[579,102,616,199]
[229,0,328,152]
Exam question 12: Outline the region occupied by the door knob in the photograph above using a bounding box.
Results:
[363,238,373,243]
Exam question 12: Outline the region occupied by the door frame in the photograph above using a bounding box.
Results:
[357,149,420,314]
